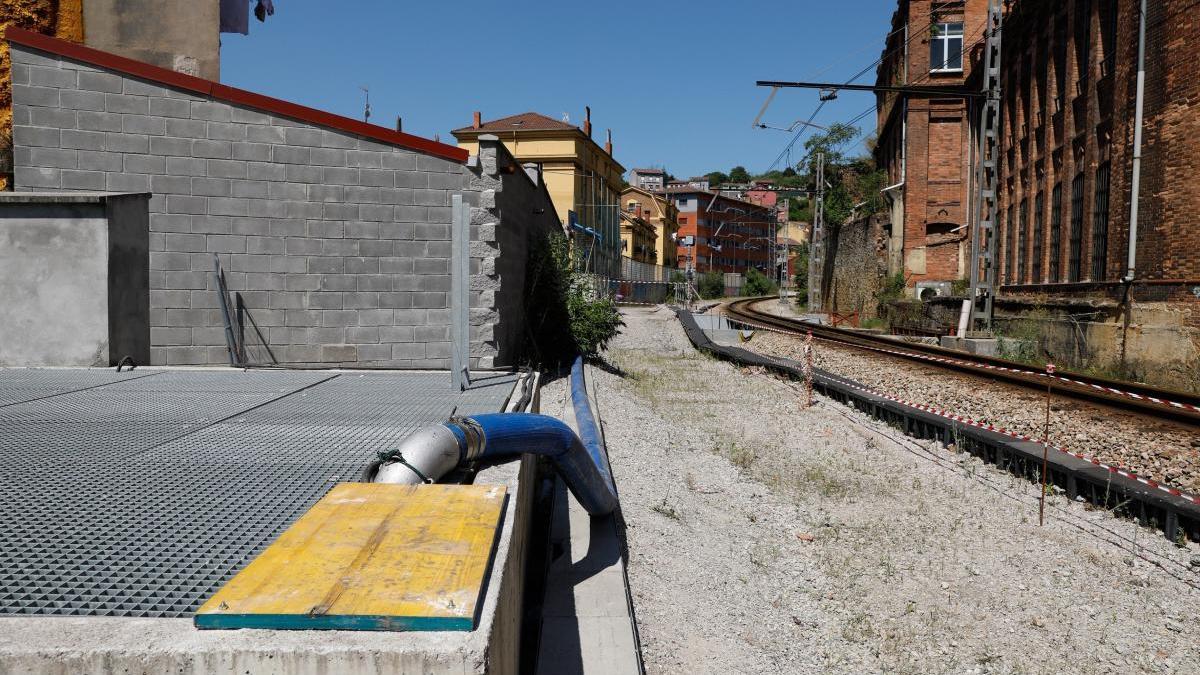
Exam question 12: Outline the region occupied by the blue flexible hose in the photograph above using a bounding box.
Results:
[440,356,618,516]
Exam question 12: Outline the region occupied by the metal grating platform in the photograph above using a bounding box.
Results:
[0,368,517,618]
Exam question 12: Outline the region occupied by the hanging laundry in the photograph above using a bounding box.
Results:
[220,0,249,34]
[254,0,275,23]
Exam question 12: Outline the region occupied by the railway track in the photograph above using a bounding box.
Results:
[724,297,1200,427]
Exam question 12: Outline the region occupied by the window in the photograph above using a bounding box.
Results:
[926,222,958,236]
[678,216,688,225]
[1069,173,1084,282]
[1018,198,1028,284]
[1092,162,1110,280]
[1033,191,1044,282]
[1075,0,1092,91]
[930,22,964,72]
[1049,183,1063,281]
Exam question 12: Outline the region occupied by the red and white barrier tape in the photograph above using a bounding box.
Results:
[726,314,1200,417]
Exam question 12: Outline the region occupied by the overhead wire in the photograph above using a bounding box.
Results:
[784,16,989,175]
[763,2,984,172]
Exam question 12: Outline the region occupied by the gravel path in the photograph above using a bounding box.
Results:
[738,301,1200,494]
[574,305,1200,674]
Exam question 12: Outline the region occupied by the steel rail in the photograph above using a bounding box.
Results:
[724,297,1200,427]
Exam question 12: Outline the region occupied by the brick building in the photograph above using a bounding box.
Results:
[668,187,773,275]
[994,0,1200,303]
[875,0,988,294]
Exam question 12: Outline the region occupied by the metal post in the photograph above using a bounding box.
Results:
[1124,0,1147,282]
[780,197,790,304]
[809,152,825,311]
[967,0,1003,333]
[1040,363,1056,526]
[450,194,470,391]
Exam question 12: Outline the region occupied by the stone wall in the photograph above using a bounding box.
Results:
[9,40,480,367]
[826,213,889,317]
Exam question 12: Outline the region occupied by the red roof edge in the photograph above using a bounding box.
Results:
[5,27,469,164]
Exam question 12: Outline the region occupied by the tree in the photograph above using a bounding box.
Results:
[792,242,810,305]
[798,123,887,226]
[705,171,729,187]
[744,267,778,296]
[729,165,751,183]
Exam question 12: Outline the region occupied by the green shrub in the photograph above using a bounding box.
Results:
[523,232,623,364]
[744,267,778,296]
[697,272,725,299]
[879,271,907,302]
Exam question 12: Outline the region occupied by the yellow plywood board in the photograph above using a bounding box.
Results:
[194,483,507,631]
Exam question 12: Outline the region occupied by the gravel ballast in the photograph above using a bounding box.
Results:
[559,305,1200,674]
[740,301,1200,494]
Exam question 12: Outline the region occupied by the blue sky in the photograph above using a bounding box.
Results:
[221,0,897,179]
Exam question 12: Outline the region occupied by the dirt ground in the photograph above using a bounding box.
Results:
[570,305,1200,675]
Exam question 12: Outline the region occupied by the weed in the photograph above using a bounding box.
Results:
[651,498,680,521]
[994,307,1050,365]
[841,612,878,643]
[728,442,758,469]
[800,463,851,499]
[861,317,887,330]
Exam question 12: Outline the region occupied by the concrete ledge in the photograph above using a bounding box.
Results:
[534,364,642,675]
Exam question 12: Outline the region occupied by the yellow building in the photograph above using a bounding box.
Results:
[619,211,658,265]
[621,186,679,269]
[452,110,625,277]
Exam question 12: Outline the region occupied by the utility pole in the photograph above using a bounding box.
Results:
[809,152,825,311]
[779,198,790,304]
[967,0,1003,333]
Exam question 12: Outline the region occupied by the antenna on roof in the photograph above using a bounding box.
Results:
[562,112,570,122]
[360,86,371,123]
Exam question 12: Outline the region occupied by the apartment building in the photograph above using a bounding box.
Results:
[453,109,625,278]
[668,187,773,275]
[628,167,665,192]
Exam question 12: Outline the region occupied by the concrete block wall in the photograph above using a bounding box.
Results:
[9,41,476,367]
[467,136,562,367]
